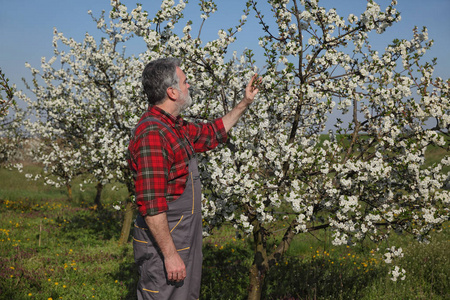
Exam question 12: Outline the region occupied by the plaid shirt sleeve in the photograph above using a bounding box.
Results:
[185,117,227,152]
[130,124,172,216]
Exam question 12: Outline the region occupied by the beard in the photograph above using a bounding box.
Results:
[179,90,192,111]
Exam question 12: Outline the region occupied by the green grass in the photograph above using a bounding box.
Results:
[0,164,134,299]
[0,165,67,201]
[0,198,135,299]
[1,163,449,299]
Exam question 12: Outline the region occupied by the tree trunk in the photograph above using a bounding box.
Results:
[94,182,103,210]
[247,220,269,300]
[118,199,134,245]
[248,263,265,300]
[247,218,301,299]
[66,182,72,201]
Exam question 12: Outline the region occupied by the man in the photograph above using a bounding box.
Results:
[128,57,259,299]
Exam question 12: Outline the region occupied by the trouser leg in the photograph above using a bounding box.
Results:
[134,225,165,300]
[134,223,196,300]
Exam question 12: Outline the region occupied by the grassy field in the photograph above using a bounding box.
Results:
[0,164,449,300]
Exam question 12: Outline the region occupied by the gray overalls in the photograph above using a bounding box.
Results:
[133,118,203,300]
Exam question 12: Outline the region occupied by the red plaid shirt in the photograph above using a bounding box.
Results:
[128,105,227,217]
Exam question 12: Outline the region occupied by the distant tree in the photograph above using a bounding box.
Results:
[0,69,14,119]
[0,69,25,167]
[21,10,145,210]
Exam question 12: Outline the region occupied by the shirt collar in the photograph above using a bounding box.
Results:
[147,105,184,127]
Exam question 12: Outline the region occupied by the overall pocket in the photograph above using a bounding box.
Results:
[168,214,193,261]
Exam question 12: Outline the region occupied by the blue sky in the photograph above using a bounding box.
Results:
[1,0,449,95]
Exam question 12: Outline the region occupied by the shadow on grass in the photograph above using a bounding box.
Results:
[58,208,123,242]
[201,243,252,300]
[262,256,386,300]
[200,243,388,300]
[112,245,139,300]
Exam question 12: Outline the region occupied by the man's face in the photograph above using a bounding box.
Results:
[176,67,192,111]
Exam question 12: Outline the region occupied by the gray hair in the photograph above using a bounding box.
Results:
[142,58,181,105]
